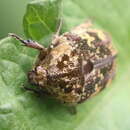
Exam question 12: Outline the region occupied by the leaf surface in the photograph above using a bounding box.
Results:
[0,0,130,130]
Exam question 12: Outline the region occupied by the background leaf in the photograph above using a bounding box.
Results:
[0,0,130,130]
[23,0,62,45]
[0,0,29,38]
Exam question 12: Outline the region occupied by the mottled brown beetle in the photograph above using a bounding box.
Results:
[9,21,117,114]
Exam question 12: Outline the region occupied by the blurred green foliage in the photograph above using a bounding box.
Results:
[0,0,130,130]
[0,0,30,38]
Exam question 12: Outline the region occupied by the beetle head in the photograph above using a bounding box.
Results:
[28,66,47,86]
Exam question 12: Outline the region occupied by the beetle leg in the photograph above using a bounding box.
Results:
[8,33,46,51]
[101,70,116,87]
[93,54,117,69]
[81,20,92,28]
[23,85,51,97]
[52,18,63,41]
[72,20,92,32]
[68,106,77,115]
[55,18,63,37]
[23,86,42,95]
[81,54,116,82]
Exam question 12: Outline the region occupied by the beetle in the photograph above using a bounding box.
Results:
[9,21,117,114]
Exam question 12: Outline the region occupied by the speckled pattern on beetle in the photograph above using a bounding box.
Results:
[9,21,117,106]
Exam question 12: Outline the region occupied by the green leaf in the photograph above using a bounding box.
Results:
[1,0,130,130]
[23,0,62,45]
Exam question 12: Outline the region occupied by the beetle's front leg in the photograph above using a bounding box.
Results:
[93,55,117,69]
[67,106,77,115]
[23,84,51,97]
[8,33,46,52]
[23,86,43,96]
